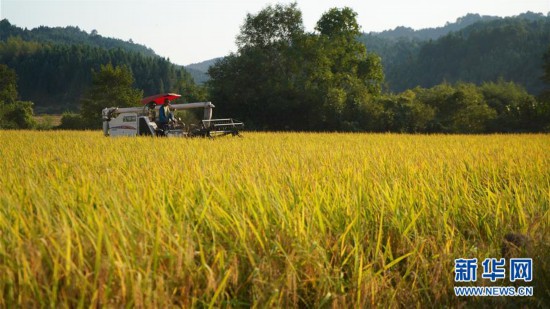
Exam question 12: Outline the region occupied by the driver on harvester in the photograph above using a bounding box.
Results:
[158,98,176,132]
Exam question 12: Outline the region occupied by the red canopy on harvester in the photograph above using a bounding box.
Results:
[141,93,181,105]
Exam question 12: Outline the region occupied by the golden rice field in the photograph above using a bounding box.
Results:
[0,131,548,307]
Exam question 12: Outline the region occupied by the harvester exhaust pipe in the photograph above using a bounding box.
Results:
[102,121,109,136]
[102,108,113,136]
[203,105,213,127]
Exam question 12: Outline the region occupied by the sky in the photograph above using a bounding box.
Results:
[1,0,549,66]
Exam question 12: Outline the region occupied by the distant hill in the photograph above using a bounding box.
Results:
[186,58,222,72]
[185,67,210,85]
[0,19,156,57]
[361,12,550,94]
[369,13,499,41]
[0,19,200,113]
[185,58,222,84]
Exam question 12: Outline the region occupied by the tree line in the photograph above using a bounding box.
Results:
[360,81,547,133]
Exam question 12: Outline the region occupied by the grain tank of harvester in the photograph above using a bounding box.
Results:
[101,93,243,137]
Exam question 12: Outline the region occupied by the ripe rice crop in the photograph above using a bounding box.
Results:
[0,131,548,307]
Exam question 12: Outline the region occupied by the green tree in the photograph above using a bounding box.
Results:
[413,83,497,133]
[312,7,383,129]
[366,91,435,133]
[315,7,360,38]
[481,80,541,132]
[208,5,384,131]
[57,112,86,130]
[2,101,36,129]
[445,83,495,133]
[0,64,36,129]
[79,63,142,128]
[209,3,308,130]
[236,2,304,48]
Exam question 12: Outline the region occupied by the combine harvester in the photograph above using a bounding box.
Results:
[102,93,243,137]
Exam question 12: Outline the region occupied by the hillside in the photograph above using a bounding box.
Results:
[186,57,222,72]
[361,12,550,93]
[0,19,156,57]
[368,13,499,41]
[184,67,210,85]
[0,19,201,113]
[185,58,222,84]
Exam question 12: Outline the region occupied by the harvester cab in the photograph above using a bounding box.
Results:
[102,93,243,138]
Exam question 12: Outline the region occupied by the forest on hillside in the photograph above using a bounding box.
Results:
[0,19,155,57]
[362,12,550,94]
[0,19,203,113]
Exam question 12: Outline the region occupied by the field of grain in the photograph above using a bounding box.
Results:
[0,131,548,307]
